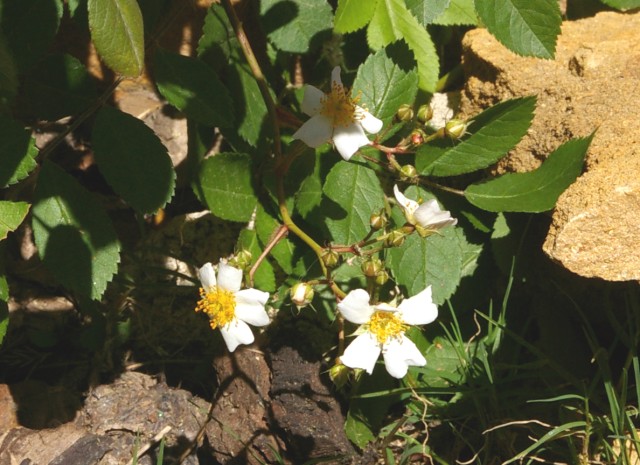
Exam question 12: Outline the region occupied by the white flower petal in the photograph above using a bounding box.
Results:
[357,108,383,134]
[382,335,426,378]
[333,123,369,160]
[414,199,458,229]
[197,263,217,291]
[341,332,381,374]
[398,286,438,325]
[293,114,333,148]
[217,262,243,292]
[393,185,419,217]
[220,319,255,352]
[330,66,343,88]
[234,288,270,327]
[337,289,374,324]
[301,85,324,116]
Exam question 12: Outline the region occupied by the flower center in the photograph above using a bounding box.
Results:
[367,310,408,345]
[196,287,236,330]
[319,82,359,127]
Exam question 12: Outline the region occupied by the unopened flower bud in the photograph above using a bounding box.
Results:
[290,282,314,308]
[321,249,340,268]
[400,164,418,181]
[329,361,350,389]
[385,230,406,247]
[396,104,414,122]
[230,249,252,270]
[374,269,389,286]
[410,129,425,146]
[416,104,433,123]
[444,119,468,140]
[361,258,383,278]
[370,209,388,230]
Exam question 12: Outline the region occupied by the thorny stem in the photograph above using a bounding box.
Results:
[221,0,282,159]
[248,224,288,288]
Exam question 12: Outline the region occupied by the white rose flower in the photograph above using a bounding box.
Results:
[293,66,383,161]
[394,185,458,233]
[337,287,438,378]
[196,262,270,352]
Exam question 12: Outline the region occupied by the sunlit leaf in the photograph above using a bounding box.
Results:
[334,0,378,33]
[465,135,593,212]
[416,96,536,177]
[367,0,439,92]
[0,201,30,241]
[405,0,451,25]
[88,0,144,76]
[323,162,385,244]
[196,153,258,222]
[92,106,176,214]
[353,45,419,126]
[599,0,640,10]
[475,0,561,58]
[32,162,121,300]
[432,0,477,25]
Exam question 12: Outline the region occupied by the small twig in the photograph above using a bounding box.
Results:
[126,425,172,465]
[248,224,288,287]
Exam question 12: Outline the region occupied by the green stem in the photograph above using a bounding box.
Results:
[221,0,282,159]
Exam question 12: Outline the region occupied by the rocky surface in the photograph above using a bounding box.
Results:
[459,11,640,281]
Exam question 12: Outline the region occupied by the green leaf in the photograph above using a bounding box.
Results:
[22,53,97,120]
[405,0,451,25]
[419,336,468,387]
[387,223,464,304]
[345,409,376,449]
[0,201,30,241]
[237,229,276,292]
[367,0,439,92]
[432,0,477,25]
[154,48,234,127]
[296,171,323,219]
[197,4,235,68]
[323,163,385,244]
[0,34,18,104]
[196,153,258,222]
[32,161,121,300]
[334,0,378,33]
[599,0,640,10]
[88,0,144,76]
[465,135,594,212]
[353,45,419,126]
[255,206,296,274]
[416,96,536,177]
[260,0,333,53]
[92,106,176,214]
[0,0,63,72]
[0,114,38,188]
[474,0,561,59]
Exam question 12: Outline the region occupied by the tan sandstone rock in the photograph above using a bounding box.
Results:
[459,11,640,281]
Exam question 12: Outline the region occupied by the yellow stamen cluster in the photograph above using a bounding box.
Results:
[196,287,236,330]
[320,82,360,128]
[367,311,408,345]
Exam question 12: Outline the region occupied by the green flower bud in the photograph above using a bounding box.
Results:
[230,249,252,270]
[385,230,406,247]
[370,209,388,230]
[374,269,389,286]
[329,362,350,389]
[396,104,414,122]
[321,249,340,268]
[416,104,433,123]
[400,164,418,181]
[290,282,314,308]
[444,119,468,140]
[361,257,383,278]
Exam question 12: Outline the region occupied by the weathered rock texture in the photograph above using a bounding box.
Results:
[460,11,640,281]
